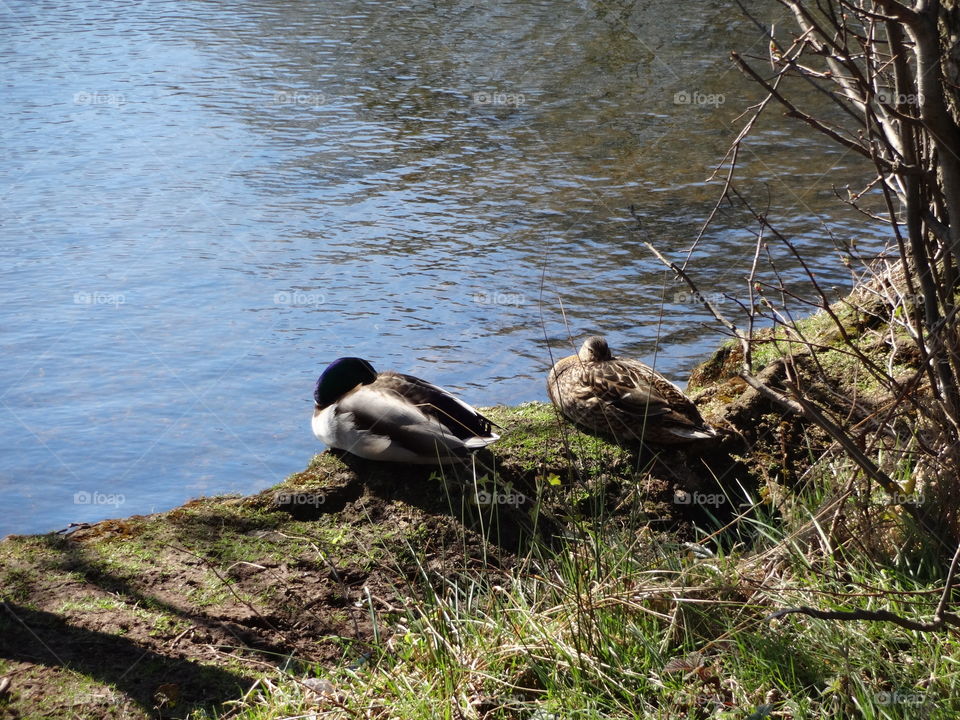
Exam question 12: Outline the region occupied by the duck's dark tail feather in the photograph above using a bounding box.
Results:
[463,432,500,449]
[667,425,718,440]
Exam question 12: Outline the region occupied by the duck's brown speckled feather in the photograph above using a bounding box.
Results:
[547,336,716,445]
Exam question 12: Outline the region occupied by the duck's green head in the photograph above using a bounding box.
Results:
[314,357,378,407]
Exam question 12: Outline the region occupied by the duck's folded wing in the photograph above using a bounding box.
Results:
[597,363,711,431]
[383,373,499,441]
[583,365,674,418]
[337,385,492,459]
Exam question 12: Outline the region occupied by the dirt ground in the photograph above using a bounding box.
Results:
[0,456,523,719]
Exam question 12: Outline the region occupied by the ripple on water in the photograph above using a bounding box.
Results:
[0,0,889,534]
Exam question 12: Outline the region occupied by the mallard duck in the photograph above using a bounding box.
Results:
[312,357,500,463]
[547,336,716,445]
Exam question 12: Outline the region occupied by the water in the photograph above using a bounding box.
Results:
[1,0,889,535]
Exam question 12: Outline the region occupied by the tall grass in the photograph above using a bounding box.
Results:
[197,436,960,720]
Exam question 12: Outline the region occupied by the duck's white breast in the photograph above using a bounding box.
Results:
[312,401,422,462]
[311,405,339,445]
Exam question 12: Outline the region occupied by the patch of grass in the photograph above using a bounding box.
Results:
[149,612,191,638]
[688,290,919,408]
[0,566,35,603]
[184,573,243,609]
[57,596,128,614]
[188,445,960,720]
[24,666,131,719]
[4,401,957,720]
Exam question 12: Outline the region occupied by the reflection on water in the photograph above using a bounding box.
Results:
[0,0,887,534]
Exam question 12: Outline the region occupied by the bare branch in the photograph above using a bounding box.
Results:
[731,51,902,168]
[769,541,960,630]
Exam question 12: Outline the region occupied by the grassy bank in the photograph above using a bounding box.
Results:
[2,348,957,718]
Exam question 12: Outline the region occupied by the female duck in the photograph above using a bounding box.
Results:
[547,336,716,445]
[312,357,499,463]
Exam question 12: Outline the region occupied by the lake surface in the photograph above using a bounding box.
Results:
[1,0,888,535]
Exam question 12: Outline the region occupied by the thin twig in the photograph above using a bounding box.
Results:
[768,540,960,631]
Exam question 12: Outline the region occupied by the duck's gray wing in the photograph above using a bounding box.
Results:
[334,385,483,459]
[378,372,499,442]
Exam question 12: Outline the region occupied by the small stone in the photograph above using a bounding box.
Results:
[302,677,336,698]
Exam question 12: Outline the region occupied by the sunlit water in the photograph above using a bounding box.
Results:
[1,0,889,534]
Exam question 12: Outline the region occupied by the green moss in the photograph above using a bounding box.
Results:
[745,304,863,372]
[482,401,634,475]
[687,288,920,407]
